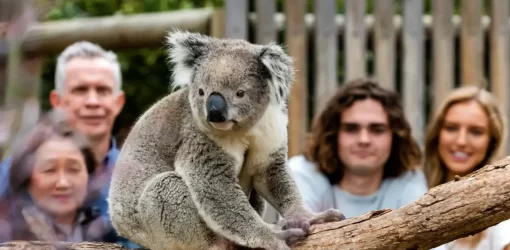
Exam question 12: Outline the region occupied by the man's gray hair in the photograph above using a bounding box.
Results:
[55,41,122,94]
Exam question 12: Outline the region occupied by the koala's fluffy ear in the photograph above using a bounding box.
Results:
[258,43,295,105]
[166,30,213,90]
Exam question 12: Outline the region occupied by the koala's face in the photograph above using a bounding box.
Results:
[167,31,294,133]
[190,46,272,132]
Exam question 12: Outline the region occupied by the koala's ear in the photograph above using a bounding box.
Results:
[166,30,213,89]
[258,43,295,104]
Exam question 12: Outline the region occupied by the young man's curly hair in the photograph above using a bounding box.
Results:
[304,78,422,185]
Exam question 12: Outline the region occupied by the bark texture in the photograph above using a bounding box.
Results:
[1,157,510,250]
[0,241,129,250]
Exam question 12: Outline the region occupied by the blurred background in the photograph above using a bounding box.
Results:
[2,0,508,155]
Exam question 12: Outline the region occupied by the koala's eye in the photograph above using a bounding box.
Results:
[236,90,245,98]
[199,89,204,96]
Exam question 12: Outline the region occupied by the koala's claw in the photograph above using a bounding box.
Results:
[309,208,346,225]
[278,218,311,234]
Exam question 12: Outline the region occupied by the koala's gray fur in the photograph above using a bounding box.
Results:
[107,31,344,250]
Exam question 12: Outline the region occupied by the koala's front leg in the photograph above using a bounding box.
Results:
[176,151,305,250]
[253,146,345,239]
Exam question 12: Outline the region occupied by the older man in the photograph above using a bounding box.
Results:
[0,41,135,246]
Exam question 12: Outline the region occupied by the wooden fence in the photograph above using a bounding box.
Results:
[20,1,510,157]
[218,0,510,157]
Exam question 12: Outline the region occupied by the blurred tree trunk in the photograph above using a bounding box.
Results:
[1,156,510,249]
[0,0,42,159]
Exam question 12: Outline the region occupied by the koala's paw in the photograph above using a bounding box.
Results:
[277,218,311,235]
[278,208,345,233]
[309,208,346,225]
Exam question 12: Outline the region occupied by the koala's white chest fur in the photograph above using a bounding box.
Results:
[213,105,288,177]
[213,137,248,175]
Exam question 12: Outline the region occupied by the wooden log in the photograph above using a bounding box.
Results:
[19,8,213,55]
[291,156,510,250]
[0,241,130,250]
[3,156,510,250]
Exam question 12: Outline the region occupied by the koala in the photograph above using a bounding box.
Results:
[107,30,345,250]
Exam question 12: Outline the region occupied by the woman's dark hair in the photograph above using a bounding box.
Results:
[304,78,422,185]
[7,108,97,196]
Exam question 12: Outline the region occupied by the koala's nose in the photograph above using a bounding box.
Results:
[206,93,227,122]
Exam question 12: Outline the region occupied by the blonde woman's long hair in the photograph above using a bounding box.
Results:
[423,86,507,189]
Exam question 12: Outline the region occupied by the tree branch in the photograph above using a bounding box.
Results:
[291,156,510,250]
[2,156,510,250]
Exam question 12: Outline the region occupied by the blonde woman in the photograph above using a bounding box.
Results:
[424,86,510,250]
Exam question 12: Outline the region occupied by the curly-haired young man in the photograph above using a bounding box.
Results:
[289,78,428,218]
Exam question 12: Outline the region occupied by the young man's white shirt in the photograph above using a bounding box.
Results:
[288,155,429,218]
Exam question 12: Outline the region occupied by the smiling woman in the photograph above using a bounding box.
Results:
[423,86,506,188]
[423,86,510,250]
[0,109,114,243]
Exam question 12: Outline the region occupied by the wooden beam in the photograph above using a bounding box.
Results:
[3,156,510,249]
[20,8,213,55]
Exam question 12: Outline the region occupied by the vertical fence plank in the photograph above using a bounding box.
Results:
[374,0,395,90]
[461,0,484,86]
[225,0,248,39]
[210,8,225,38]
[314,0,338,114]
[431,0,454,114]
[344,0,366,81]
[490,0,510,156]
[255,0,277,45]
[402,0,425,146]
[286,0,308,157]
